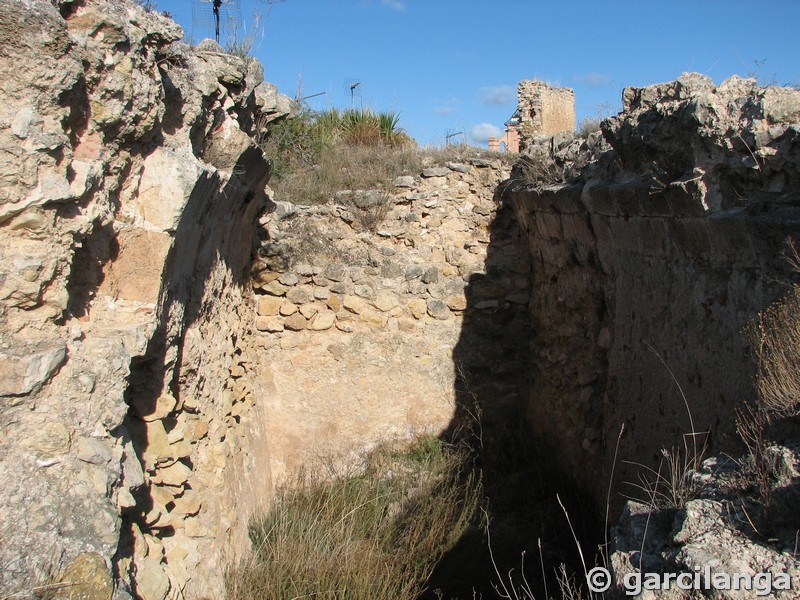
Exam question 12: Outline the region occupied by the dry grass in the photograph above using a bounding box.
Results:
[256,108,511,210]
[737,251,800,510]
[225,436,481,600]
[748,283,800,419]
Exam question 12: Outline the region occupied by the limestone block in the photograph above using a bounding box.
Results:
[373,291,399,312]
[257,296,283,316]
[360,307,389,328]
[278,272,299,286]
[139,393,177,422]
[54,552,113,600]
[426,299,451,320]
[299,304,318,319]
[141,420,172,465]
[136,556,171,600]
[421,167,449,178]
[309,310,336,331]
[393,175,416,188]
[323,263,348,282]
[256,316,284,332]
[286,286,312,304]
[408,298,427,319]
[261,281,289,296]
[335,321,355,333]
[445,295,467,311]
[284,313,307,331]
[0,343,66,397]
[136,148,207,232]
[154,461,192,487]
[172,491,202,516]
[76,437,113,465]
[326,295,342,313]
[343,295,369,314]
[279,300,298,316]
[446,162,470,173]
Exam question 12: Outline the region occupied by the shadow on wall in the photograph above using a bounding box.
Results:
[424,193,601,599]
[111,145,270,593]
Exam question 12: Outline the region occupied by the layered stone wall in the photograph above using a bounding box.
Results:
[503,74,800,511]
[517,80,575,147]
[250,159,532,480]
[0,0,292,596]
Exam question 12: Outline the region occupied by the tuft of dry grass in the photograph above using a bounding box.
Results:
[225,436,481,600]
[737,246,800,510]
[748,283,800,419]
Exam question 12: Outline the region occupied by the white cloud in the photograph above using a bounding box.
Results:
[573,73,612,88]
[470,123,503,145]
[381,0,406,10]
[478,85,516,106]
[434,97,459,116]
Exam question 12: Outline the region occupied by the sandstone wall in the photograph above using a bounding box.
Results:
[503,74,800,511]
[250,159,531,481]
[517,80,575,146]
[0,0,292,596]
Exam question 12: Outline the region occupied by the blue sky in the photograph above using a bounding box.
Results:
[157,0,800,147]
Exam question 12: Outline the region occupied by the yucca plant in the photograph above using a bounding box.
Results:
[378,110,402,144]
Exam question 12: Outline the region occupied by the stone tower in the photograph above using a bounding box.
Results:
[516,80,575,149]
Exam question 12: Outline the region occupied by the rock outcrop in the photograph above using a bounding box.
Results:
[502,73,800,514]
[0,0,291,596]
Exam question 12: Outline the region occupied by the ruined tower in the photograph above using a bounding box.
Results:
[515,80,575,150]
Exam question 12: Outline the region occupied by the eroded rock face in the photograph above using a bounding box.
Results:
[502,73,800,514]
[0,0,285,595]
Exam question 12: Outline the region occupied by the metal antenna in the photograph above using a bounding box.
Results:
[192,0,242,46]
[343,78,363,110]
[446,130,465,145]
[349,82,361,109]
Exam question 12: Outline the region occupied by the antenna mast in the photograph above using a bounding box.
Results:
[191,0,242,46]
[349,82,361,110]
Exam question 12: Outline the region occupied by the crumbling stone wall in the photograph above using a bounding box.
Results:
[517,80,575,148]
[0,0,293,596]
[503,73,800,512]
[250,159,531,480]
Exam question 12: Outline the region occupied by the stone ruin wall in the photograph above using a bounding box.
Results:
[503,74,800,511]
[250,160,530,482]
[0,0,527,591]
[5,0,800,595]
[517,80,576,148]
[0,0,294,596]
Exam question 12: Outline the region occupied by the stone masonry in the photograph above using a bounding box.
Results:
[516,80,575,149]
[250,158,531,481]
[0,0,293,596]
[503,73,800,515]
